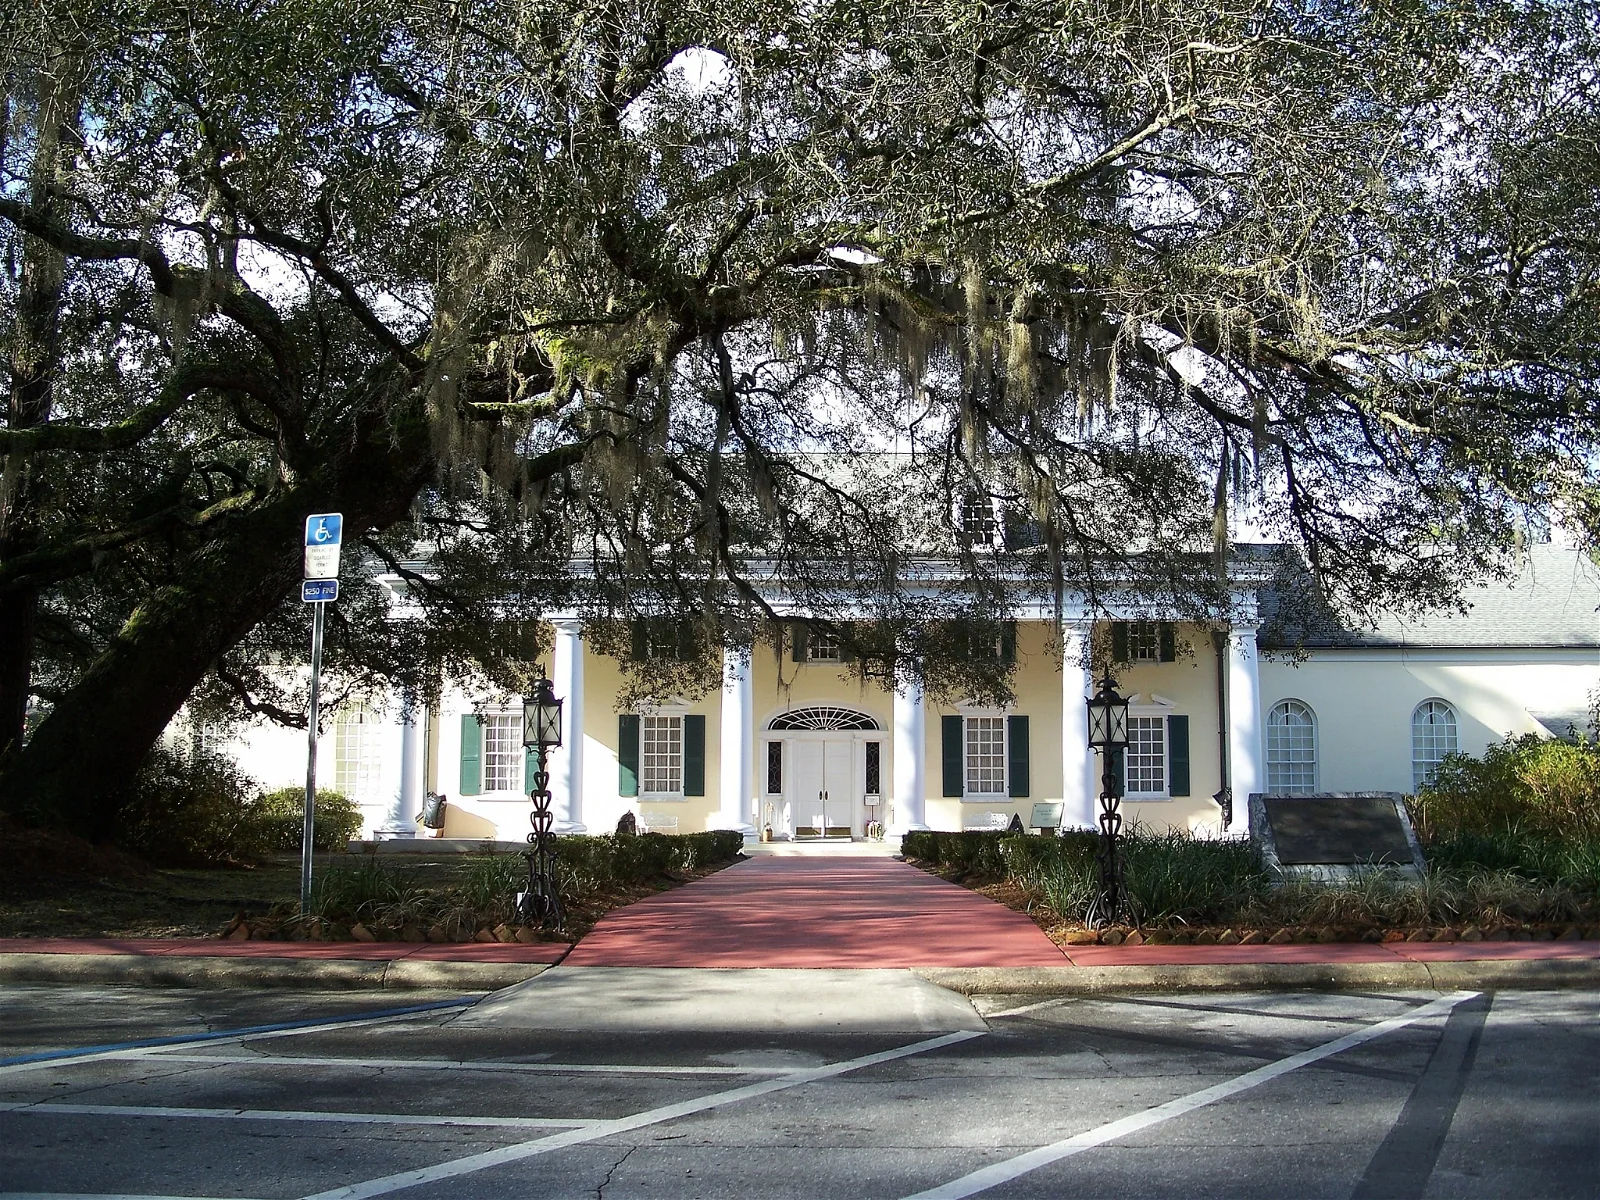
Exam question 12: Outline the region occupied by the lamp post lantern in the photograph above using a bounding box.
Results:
[519,673,565,928]
[1085,672,1131,927]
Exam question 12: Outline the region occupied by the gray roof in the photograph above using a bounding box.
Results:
[1267,541,1600,650]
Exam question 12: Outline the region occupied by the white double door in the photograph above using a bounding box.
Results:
[791,737,856,838]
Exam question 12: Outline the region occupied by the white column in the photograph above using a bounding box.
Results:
[382,694,423,838]
[715,645,756,834]
[1228,624,1265,833]
[551,619,587,833]
[1061,627,1097,830]
[891,667,929,833]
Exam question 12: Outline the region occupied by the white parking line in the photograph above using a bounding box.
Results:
[0,1101,597,1129]
[0,1005,473,1079]
[137,1052,805,1076]
[301,1030,987,1200]
[899,991,1480,1200]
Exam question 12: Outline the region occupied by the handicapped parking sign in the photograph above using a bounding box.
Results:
[303,512,343,581]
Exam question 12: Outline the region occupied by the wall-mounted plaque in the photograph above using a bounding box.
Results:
[1250,793,1426,882]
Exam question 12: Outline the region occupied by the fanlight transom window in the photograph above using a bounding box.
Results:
[768,706,880,731]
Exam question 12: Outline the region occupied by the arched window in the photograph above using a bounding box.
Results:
[767,707,880,731]
[1411,699,1459,790]
[1266,700,1318,793]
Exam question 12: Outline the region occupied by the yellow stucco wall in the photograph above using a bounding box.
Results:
[922,622,1225,835]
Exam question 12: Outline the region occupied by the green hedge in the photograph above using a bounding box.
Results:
[304,830,747,930]
[901,830,1096,879]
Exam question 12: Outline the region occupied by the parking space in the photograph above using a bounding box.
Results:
[1,983,1595,1199]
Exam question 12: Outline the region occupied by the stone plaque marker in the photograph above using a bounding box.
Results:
[1250,792,1426,881]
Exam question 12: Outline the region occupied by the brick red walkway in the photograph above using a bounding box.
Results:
[563,855,1071,968]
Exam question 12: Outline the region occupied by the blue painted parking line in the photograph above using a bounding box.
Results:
[0,997,477,1068]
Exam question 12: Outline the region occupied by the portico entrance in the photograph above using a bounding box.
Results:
[763,707,884,840]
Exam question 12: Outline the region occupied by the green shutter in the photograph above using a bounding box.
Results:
[791,622,808,663]
[683,714,706,796]
[1111,621,1129,662]
[524,747,536,795]
[941,714,964,797]
[1008,715,1030,798]
[618,714,640,796]
[676,619,696,662]
[629,620,648,661]
[1000,621,1017,666]
[1168,714,1190,796]
[458,714,482,796]
[1111,746,1126,795]
[1159,622,1177,663]
[839,623,855,664]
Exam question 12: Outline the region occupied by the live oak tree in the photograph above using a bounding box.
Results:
[2,0,1596,837]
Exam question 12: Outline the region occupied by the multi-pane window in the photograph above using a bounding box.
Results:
[642,714,684,795]
[482,714,523,792]
[961,496,998,544]
[808,629,842,662]
[1411,700,1458,791]
[965,716,1007,795]
[1267,700,1318,793]
[335,709,385,800]
[1124,716,1167,796]
[1127,621,1162,662]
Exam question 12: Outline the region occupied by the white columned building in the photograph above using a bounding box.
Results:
[1228,623,1265,831]
[716,645,756,834]
[381,693,425,838]
[891,666,929,833]
[1061,626,1097,829]
[551,618,587,832]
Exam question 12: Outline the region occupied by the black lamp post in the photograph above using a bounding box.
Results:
[1086,672,1131,927]
[519,673,565,928]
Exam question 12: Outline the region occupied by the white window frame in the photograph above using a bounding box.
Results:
[958,704,1009,801]
[1127,620,1162,662]
[334,708,385,801]
[481,711,524,794]
[808,628,842,662]
[640,704,689,800]
[1123,695,1176,800]
[1266,699,1318,794]
[957,495,1004,549]
[1411,698,1459,791]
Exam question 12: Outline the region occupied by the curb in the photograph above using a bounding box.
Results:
[915,957,1600,996]
[0,952,554,991]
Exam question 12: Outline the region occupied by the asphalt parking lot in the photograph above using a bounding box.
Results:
[0,979,1595,1199]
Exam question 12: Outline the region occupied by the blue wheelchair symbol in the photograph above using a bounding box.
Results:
[305,513,343,547]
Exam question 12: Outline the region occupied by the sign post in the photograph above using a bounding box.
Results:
[301,513,343,914]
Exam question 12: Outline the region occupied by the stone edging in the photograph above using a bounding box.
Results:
[915,957,1600,996]
[0,952,553,991]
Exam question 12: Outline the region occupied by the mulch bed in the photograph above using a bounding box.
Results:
[912,859,1600,947]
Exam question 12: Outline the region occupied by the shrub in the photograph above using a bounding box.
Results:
[248,787,362,853]
[119,745,263,865]
[1412,734,1600,843]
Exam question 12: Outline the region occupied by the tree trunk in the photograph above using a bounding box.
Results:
[0,412,434,839]
[0,58,79,760]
